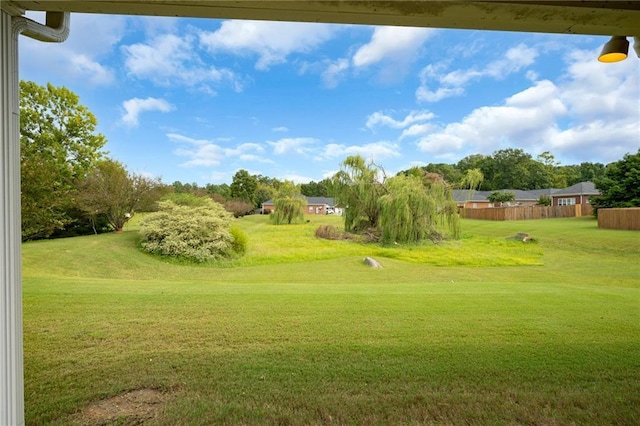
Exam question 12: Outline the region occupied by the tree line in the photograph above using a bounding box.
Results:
[20,80,637,242]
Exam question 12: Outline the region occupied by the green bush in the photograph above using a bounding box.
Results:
[139,199,241,262]
[230,226,248,255]
[315,224,353,240]
[537,194,552,206]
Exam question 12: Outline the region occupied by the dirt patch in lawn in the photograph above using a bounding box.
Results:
[73,388,173,425]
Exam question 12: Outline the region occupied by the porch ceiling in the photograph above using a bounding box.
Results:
[3,1,640,37]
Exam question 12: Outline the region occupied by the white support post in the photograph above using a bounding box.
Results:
[0,9,25,426]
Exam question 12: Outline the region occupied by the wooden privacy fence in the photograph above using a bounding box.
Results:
[597,207,640,230]
[461,204,587,221]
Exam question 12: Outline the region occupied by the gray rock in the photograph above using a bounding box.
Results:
[363,257,383,268]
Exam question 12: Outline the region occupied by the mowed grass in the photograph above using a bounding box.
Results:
[22,215,640,425]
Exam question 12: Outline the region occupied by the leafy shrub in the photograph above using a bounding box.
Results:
[488,191,516,204]
[230,226,248,255]
[139,199,243,262]
[315,225,353,240]
[537,194,552,206]
[224,199,254,218]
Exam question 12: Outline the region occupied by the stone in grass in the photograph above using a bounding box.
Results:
[507,233,536,243]
[363,257,383,268]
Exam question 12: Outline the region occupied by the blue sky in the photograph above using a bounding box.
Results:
[20,12,640,185]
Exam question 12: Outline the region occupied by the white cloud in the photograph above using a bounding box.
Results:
[199,20,336,70]
[545,48,639,162]
[321,58,350,89]
[417,80,566,156]
[20,13,125,85]
[416,86,465,103]
[121,97,174,126]
[400,123,435,140]
[416,43,539,103]
[168,133,270,167]
[315,26,434,88]
[323,141,400,160]
[366,110,435,130]
[268,137,319,155]
[322,170,340,179]
[122,33,242,91]
[279,174,315,184]
[352,26,434,68]
[415,48,640,163]
[560,48,639,120]
[272,126,289,133]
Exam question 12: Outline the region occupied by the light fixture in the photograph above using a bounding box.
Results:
[634,37,640,58]
[598,36,629,63]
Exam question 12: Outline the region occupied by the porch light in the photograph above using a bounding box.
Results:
[598,36,629,62]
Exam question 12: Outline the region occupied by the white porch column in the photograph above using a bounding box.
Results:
[0,9,24,426]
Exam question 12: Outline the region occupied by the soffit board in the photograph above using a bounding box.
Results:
[3,1,640,36]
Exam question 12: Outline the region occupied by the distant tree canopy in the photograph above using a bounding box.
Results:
[20,80,106,240]
[300,178,333,197]
[77,159,162,232]
[591,150,640,213]
[333,155,460,244]
[399,148,606,191]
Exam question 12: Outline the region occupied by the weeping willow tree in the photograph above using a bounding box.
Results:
[461,168,484,193]
[333,157,460,244]
[332,155,386,233]
[460,168,484,189]
[271,180,307,225]
[380,171,460,244]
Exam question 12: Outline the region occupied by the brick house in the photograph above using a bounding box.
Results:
[453,182,599,209]
[262,196,336,215]
[550,181,600,206]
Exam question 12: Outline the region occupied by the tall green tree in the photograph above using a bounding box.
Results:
[300,178,332,197]
[577,162,606,184]
[491,148,533,190]
[422,163,463,185]
[271,181,307,225]
[230,169,258,206]
[533,151,558,188]
[457,154,493,190]
[205,183,231,202]
[20,80,106,240]
[591,150,640,214]
[254,183,276,209]
[77,159,161,232]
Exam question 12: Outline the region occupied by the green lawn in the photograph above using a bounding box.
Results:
[22,215,640,425]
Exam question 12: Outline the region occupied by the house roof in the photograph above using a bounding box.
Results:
[453,189,538,203]
[551,181,599,196]
[452,182,598,203]
[305,197,334,206]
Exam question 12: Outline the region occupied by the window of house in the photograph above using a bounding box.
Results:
[558,198,576,206]
[309,206,313,212]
